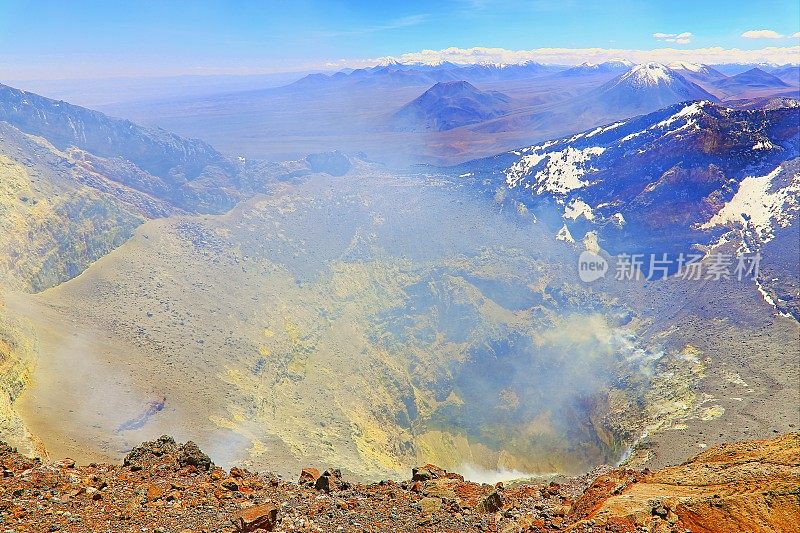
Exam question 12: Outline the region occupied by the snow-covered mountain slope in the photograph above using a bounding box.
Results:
[701,164,800,246]
[668,62,728,83]
[455,99,800,316]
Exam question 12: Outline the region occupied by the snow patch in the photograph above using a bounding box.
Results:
[583,230,601,253]
[505,146,605,195]
[654,101,708,129]
[563,198,596,221]
[668,61,705,72]
[585,121,626,138]
[555,224,575,243]
[752,140,774,150]
[700,166,800,243]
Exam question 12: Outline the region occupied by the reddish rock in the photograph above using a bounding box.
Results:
[233,503,279,532]
[146,483,167,502]
[299,467,321,485]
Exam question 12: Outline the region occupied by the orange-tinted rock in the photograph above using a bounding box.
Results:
[146,483,167,502]
[567,433,800,533]
[299,467,321,485]
[233,503,279,532]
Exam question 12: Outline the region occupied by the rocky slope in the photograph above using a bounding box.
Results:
[0,83,242,214]
[0,433,796,532]
[457,99,800,317]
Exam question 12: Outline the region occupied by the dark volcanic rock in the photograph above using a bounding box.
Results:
[314,468,343,492]
[177,440,213,471]
[123,435,212,472]
[477,490,504,513]
[411,464,447,481]
[123,435,177,468]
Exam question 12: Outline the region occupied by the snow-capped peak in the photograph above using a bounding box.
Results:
[619,62,678,87]
[375,57,402,67]
[668,61,705,72]
[607,58,635,67]
[577,59,634,70]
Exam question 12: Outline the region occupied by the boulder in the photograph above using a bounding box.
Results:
[411,464,446,482]
[122,436,212,472]
[177,441,213,471]
[477,491,503,513]
[299,468,321,485]
[314,468,342,493]
[123,435,177,468]
[221,477,239,491]
[233,503,279,532]
[419,496,443,515]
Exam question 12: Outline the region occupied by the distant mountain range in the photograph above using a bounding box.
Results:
[289,61,561,90]
[667,62,728,84]
[771,65,800,86]
[557,60,634,77]
[392,81,513,131]
[289,61,799,95]
[86,59,799,165]
[472,63,719,136]
[712,68,790,92]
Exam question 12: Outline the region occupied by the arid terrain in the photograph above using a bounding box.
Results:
[0,35,799,531]
[0,433,797,532]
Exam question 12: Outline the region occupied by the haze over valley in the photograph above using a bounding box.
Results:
[0,2,799,531]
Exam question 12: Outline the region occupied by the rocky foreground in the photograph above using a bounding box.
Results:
[0,434,797,533]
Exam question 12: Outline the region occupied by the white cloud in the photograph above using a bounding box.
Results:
[653,32,693,45]
[741,29,784,39]
[346,45,800,69]
[793,32,800,38]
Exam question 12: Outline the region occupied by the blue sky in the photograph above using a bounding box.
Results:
[1,0,798,79]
